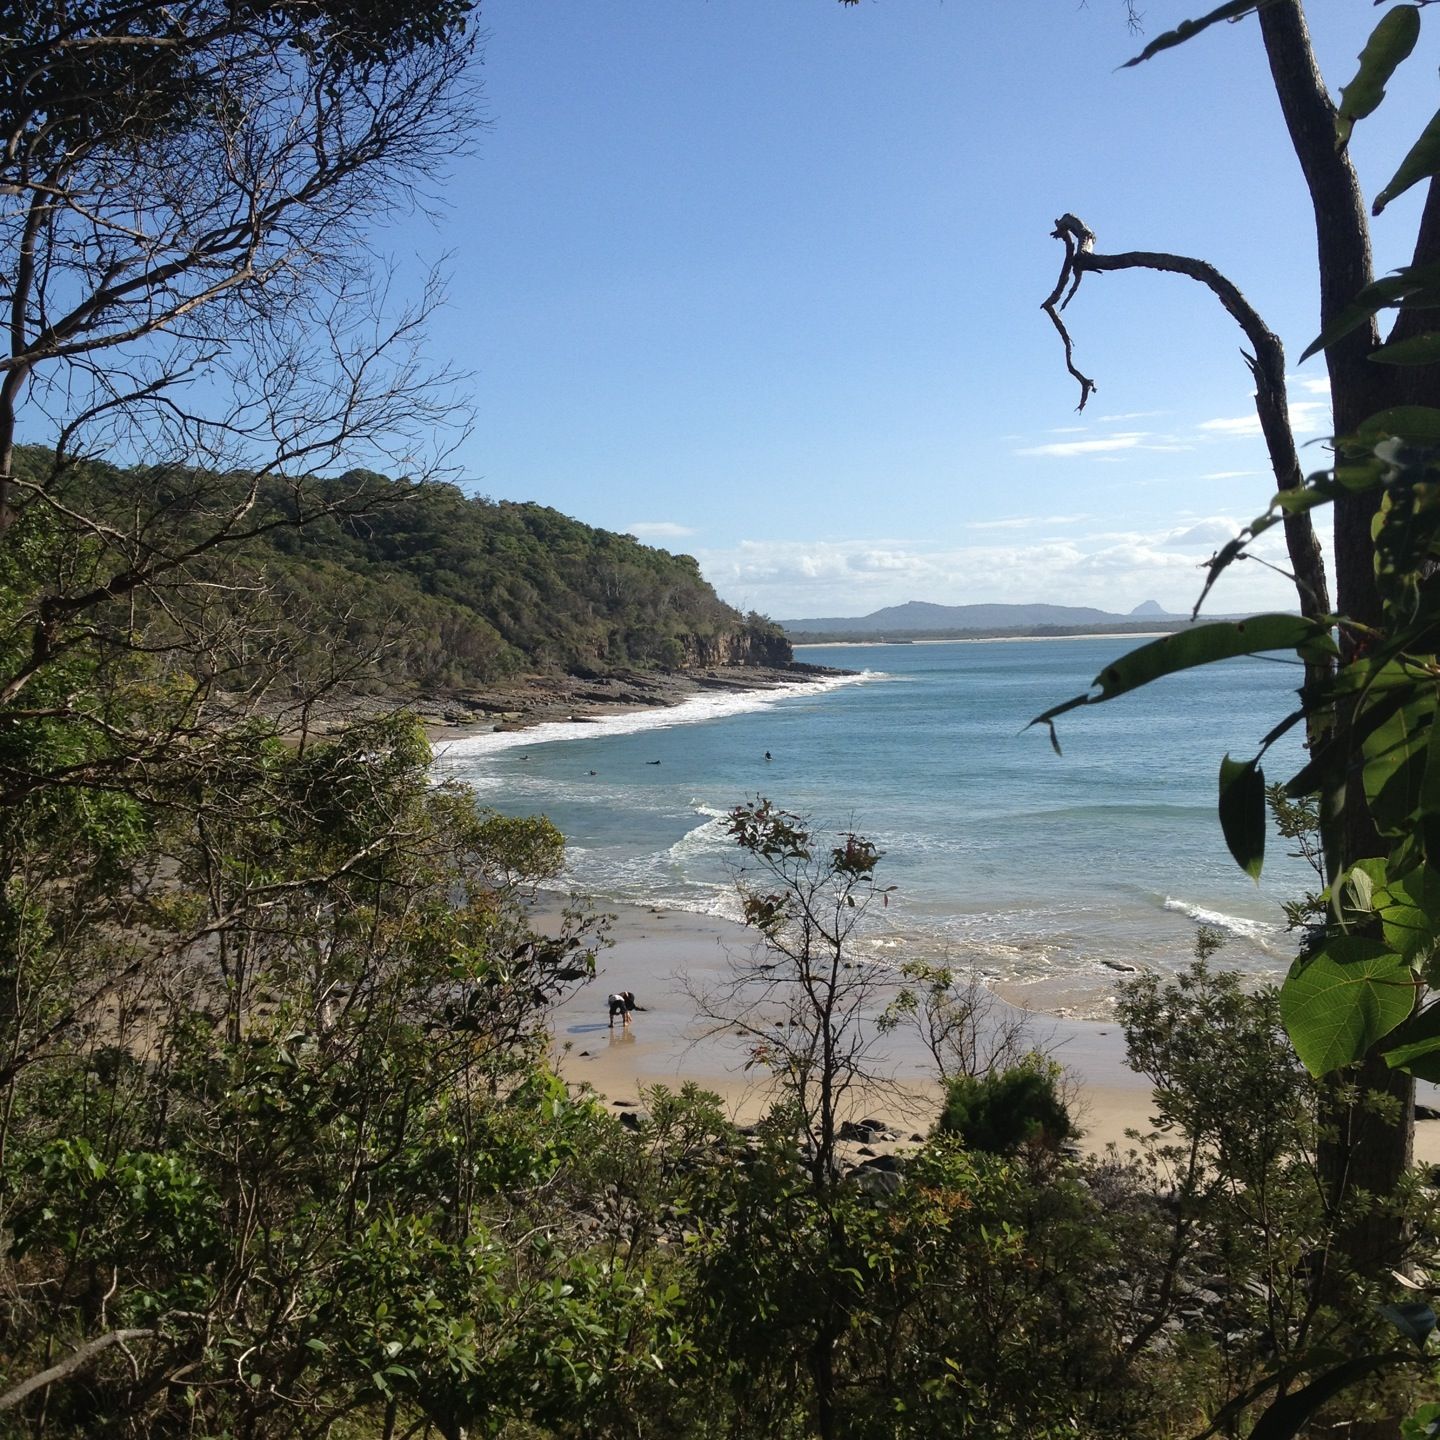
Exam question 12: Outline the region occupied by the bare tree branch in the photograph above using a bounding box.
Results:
[1042,214,1330,626]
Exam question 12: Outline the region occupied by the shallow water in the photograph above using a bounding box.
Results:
[434,637,1317,1010]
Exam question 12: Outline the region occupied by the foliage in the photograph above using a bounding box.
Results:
[934,1056,1074,1155]
[1116,949,1434,1433]
[0,702,629,1438]
[879,959,1038,1082]
[10,448,789,691]
[699,799,896,1193]
[683,1132,1190,1440]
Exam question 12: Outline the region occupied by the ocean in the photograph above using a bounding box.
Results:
[432,637,1316,1013]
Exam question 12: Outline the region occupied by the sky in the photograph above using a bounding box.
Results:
[384,1,1436,622]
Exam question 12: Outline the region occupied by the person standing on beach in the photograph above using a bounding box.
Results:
[607,990,637,1028]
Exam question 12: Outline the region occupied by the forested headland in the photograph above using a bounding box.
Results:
[10,446,790,695]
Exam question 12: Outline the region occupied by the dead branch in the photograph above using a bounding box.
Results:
[1042,215,1331,627]
[1042,215,1098,411]
[0,1328,157,1412]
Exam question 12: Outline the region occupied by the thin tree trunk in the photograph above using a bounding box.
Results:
[1259,0,1416,1308]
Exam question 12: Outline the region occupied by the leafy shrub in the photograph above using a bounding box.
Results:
[934,1057,1074,1154]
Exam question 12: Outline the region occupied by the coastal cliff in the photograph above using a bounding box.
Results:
[683,620,792,669]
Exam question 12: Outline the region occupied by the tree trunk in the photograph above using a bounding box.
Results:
[1259,0,1420,1303]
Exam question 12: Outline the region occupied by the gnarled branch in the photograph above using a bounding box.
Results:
[1042,215,1331,626]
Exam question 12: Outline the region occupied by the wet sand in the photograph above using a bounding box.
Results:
[544,898,1440,1164]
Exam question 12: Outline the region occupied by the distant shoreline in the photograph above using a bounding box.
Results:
[794,631,1171,648]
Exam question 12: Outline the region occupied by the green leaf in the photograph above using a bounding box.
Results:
[1219,755,1266,880]
[1374,105,1440,216]
[1369,332,1440,366]
[1280,938,1415,1075]
[1375,868,1440,960]
[1401,1400,1440,1440]
[1380,1301,1437,1350]
[1382,1001,1440,1079]
[1336,7,1421,147]
[1120,0,1265,69]
[1362,693,1438,837]
[1030,616,1335,735]
[1300,261,1440,363]
[1355,406,1440,445]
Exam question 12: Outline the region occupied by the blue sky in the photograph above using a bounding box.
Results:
[394,2,1435,621]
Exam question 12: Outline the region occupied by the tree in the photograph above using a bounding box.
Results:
[934,1057,1074,1156]
[0,714,620,1438]
[879,958,1038,1083]
[1029,1,1440,1288]
[696,798,898,1194]
[0,0,477,748]
[1115,947,1430,1431]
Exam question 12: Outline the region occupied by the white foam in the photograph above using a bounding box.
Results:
[668,814,730,862]
[1162,896,1277,943]
[430,670,883,761]
[688,800,731,821]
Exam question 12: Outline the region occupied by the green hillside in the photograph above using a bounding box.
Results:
[13,450,788,689]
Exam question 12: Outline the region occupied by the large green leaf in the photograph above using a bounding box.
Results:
[1280,938,1415,1075]
[1380,1302,1437,1351]
[1369,332,1440,366]
[1354,406,1440,445]
[1362,692,1438,837]
[1120,0,1269,68]
[1248,1353,1407,1440]
[1219,755,1266,880]
[1336,6,1422,148]
[1374,105,1440,216]
[1030,616,1335,744]
[1383,1001,1440,1080]
[1375,869,1440,960]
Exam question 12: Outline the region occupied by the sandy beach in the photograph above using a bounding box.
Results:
[543,898,1440,1166]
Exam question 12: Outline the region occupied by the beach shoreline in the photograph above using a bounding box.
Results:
[541,897,1440,1166]
[389,662,855,744]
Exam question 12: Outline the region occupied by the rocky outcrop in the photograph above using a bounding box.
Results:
[683,621,792,669]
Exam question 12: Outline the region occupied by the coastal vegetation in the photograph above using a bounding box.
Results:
[7,446,786,691]
[2,2,1439,1439]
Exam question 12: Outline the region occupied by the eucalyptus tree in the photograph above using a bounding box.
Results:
[0,0,475,740]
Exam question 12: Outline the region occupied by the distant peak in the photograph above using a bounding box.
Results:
[1130,599,1168,617]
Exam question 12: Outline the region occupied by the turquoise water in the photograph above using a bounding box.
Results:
[433,638,1316,1004]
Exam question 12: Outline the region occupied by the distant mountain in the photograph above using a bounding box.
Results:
[1130,599,1180,618]
[780,601,1161,635]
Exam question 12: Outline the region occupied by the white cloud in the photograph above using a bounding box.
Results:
[696,517,1312,621]
[967,514,1089,531]
[626,521,696,539]
[1162,517,1243,548]
[1287,399,1330,431]
[1292,374,1331,396]
[1198,414,1262,437]
[1198,470,1262,480]
[1198,397,1329,439]
[1014,432,1147,457]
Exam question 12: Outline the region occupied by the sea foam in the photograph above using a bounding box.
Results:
[430,670,882,760]
[1162,896,1278,944]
